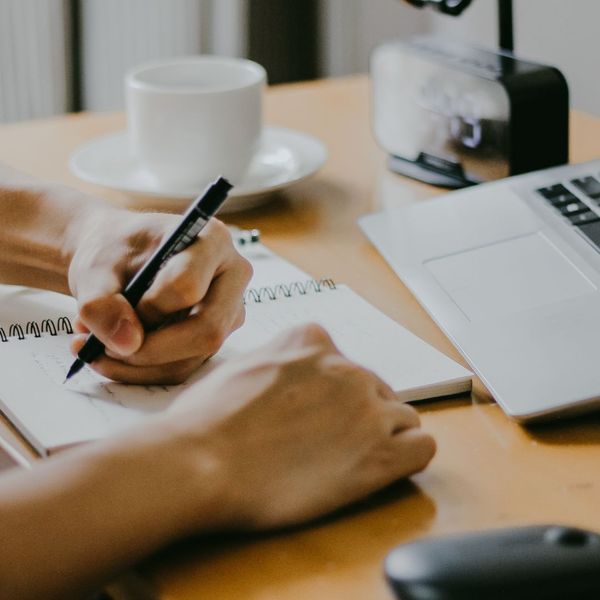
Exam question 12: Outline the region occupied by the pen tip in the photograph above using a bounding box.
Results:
[65,360,84,383]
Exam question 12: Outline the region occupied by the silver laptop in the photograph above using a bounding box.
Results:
[360,159,600,421]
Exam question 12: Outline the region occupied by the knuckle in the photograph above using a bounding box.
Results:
[78,294,111,323]
[297,322,334,346]
[402,403,421,426]
[212,218,229,235]
[237,255,254,282]
[168,272,200,307]
[337,357,364,378]
[199,320,228,354]
[327,355,367,381]
[319,355,373,398]
[375,380,395,400]
[233,306,246,331]
[207,219,232,247]
[389,400,420,424]
[421,434,437,460]
[408,433,437,472]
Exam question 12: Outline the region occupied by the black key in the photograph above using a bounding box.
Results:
[569,211,600,226]
[571,176,600,197]
[559,201,589,216]
[549,192,579,207]
[537,184,569,199]
[577,220,600,252]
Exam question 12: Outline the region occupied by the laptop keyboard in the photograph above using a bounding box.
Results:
[537,176,600,251]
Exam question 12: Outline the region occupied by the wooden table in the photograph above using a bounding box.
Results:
[2,76,600,599]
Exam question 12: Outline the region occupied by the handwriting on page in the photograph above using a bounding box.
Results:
[0,284,468,453]
[29,338,181,413]
[0,333,209,452]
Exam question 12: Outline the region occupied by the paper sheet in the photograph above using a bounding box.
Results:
[0,244,471,454]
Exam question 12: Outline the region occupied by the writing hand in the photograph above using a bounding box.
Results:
[68,208,252,384]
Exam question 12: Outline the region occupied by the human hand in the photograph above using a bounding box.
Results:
[164,323,436,531]
[68,207,252,384]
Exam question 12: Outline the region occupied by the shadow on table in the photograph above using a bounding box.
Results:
[140,480,436,595]
[526,411,600,446]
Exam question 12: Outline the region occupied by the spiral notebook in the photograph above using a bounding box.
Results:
[0,243,471,455]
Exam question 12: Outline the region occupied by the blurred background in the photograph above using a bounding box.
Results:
[0,0,599,123]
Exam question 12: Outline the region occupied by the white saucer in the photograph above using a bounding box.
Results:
[69,126,328,212]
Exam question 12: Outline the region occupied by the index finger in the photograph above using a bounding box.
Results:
[136,220,236,325]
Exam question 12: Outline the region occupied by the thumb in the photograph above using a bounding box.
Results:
[76,276,144,356]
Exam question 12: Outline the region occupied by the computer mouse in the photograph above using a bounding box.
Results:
[384,525,600,600]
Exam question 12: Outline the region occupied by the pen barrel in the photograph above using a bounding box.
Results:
[121,213,210,307]
[70,176,232,369]
[121,178,232,307]
[76,335,106,364]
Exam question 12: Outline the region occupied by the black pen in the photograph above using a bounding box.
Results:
[64,176,233,382]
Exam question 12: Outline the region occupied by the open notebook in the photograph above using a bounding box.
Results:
[0,242,471,455]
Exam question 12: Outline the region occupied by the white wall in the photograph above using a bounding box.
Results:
[2,1,599,121]
[0,0,68,122]
[81,0,248,111]
[323,0,600,116]
[208,0,247,58]
[0,0,248,120]
[321,0,427,76]
[81,0,207,111]
[515,0,600,116]
[428,0,600,115]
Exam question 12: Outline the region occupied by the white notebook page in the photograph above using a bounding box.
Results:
[229,285,472,399]
[0,284,471,454]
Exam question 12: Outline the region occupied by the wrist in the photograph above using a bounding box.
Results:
[0,180,117,292]
[96,416,232,542]
[53,188,116,272]
[0,162,119,291]
[0,416,226,599]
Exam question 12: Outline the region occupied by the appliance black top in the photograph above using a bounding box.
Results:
[405,36,554,81]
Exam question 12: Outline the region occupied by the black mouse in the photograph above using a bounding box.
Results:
[384,525,600,600]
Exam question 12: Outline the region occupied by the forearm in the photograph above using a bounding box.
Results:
[0,163,109,293]
[0,422,221,600]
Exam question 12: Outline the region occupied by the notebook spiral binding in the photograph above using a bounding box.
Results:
[244,278,336,304]
[0,316,73,343]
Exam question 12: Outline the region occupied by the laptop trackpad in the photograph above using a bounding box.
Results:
[425,233,596,322]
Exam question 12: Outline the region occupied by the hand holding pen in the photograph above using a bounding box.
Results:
[66,177,252,384]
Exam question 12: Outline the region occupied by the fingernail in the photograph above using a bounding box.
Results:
[109,319,141,355]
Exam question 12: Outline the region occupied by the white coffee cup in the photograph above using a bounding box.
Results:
[126,55,266,189]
